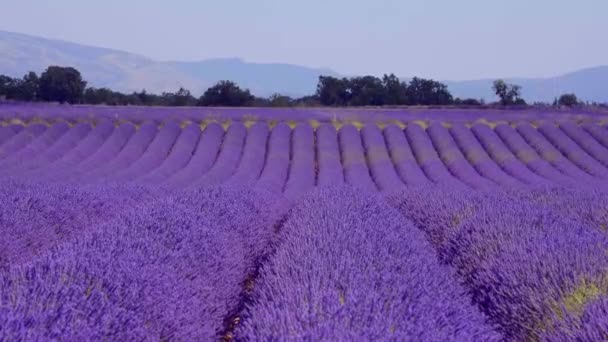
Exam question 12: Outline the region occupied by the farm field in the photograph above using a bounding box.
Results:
[1,104,608,340]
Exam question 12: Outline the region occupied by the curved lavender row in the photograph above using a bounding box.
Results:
[237,187,500,340]
[256,123,291,194]
[44,121,113,166]
[164,123,224,188]
[316,124,344,187]
[284,124,315,199]
[509,186,608,234]
[582,123,608,149]
[189,122,247,188]
[515,123,597,182]
[0,124,47,161]
[230,122,270,185]
[138,123,201,183]
[538,122,608,179]
[494,123,574,185]
[360,125,405,191]
[427,123,495,189]
[338,124,378,192]
[10,123,92,177]
[66,123,136,181]
[382,124,430,185]
[0,185,287,340]
[110,121,182,182]
[0,179,155,268]
[449,123,522,187]
[405,123,464,187]
[0,124,23,146]
[82,122,158,181]
[28,120,115,180]
[471,124,551,186]
[11,124,24,133]
[9,124,23,133]
[2,102,601,123]
[0,122,69,171]
[388,187,608,340]
[560,121,608,168]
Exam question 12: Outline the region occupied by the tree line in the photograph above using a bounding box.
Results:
[0,67,306,107]
[0,65,594,108]
[316,74,463,106]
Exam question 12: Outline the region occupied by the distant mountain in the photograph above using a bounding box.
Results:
[167,59,338,97]
[0,30,192,93]
[0,30,338,97]
[0,30,606,102]
[444,66,608,103]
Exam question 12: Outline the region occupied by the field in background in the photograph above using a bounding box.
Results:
[2,102,608,122]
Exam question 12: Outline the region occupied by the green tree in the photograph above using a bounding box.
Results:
[17,72,40,101]
[292,95,320,107]
[39,66,87,104]
[0,75,12,98]
[316,76,350,106]
[0,72,39,101]
[268,93,294,107]
[135,89,151,105]
[0,75,18,100]
[84,87,116,105]
[162,87,196,106]
[382,73,408,105]
[198,81,254,106]
[406,77,453,105]
[556,93,579,107]
[492,79,525,105]
[348,76,386,106]
[453,98,482,106]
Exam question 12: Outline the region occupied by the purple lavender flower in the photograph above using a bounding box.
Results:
[237,186,499,340]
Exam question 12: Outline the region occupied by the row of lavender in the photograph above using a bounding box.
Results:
[2,179,608,339]
[1,118,607,194]
[2,103,603,123]
[0,180,288,339]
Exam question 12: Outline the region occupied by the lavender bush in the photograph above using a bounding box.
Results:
[0,185,287,340]
[388,186,608,340]
[237,186,499,340]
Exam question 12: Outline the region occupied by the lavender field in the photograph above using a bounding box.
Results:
[2,104,608,340]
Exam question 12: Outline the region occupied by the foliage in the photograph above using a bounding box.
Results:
[348,75,386,106]
[316,76,351,106]
[162,87,197,106]
[316,74,453,106]
[0,75,11,96]
[292,95,321,106]
[405,77,453,105]
[198,80,255,106]
[83,87,126,105]
[492,79,526,106]
[0,72,39,101]
[266,93,295,107]
[382,73,408,105]
[555,93,579,107]
[39,66,87,104]
[453,97,483,106]
[10,64,607,108]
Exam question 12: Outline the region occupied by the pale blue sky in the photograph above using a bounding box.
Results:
[2,0,607,80]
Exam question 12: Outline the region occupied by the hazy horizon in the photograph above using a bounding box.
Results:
[1,1,607,80]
